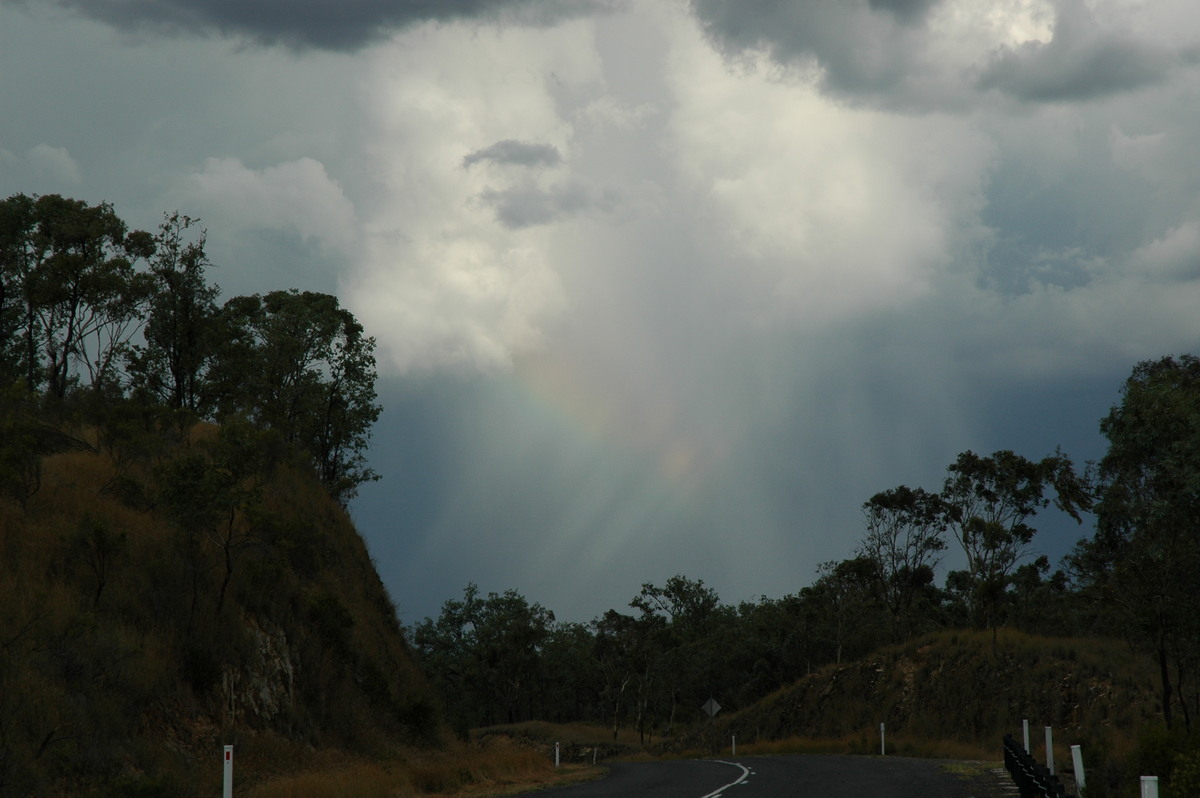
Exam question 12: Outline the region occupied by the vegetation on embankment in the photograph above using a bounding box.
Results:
[0,426,438,796]
[713,630,1158,745]
[698,629,1170,795]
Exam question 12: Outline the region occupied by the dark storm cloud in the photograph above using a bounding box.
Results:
[33,0,615,50]
[866,0,940,25]
[463,140,563,169]
[690,0,1195,109]
[688,0,938,104]
[978,5,1177,103]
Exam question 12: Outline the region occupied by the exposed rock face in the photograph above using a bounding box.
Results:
[221,617,295,726]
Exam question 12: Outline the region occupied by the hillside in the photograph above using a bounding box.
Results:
[704,629,1161,757]
[0,421,438,796]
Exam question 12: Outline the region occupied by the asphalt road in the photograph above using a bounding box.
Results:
[536,755,1008,798]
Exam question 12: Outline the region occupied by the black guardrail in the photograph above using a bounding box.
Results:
[1003,734,1074,798]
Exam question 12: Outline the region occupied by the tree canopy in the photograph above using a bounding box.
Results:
[0,193,381,505]
[1070,354,1200,729]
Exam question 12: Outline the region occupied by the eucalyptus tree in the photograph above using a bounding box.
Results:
[630,576,720,738]
[0,193,37,388]
[14,194,153,399]
[592,608,663,740]
[126,211,220,415]
[1069,355,1200,730]
[210,289,381,504]
[805,557,884,664]
[940,448,1091,631]
[412,584,556,730]
[858,485,947,641]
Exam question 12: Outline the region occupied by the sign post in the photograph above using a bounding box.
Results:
[223,745,233,798]
[701,697,721,755]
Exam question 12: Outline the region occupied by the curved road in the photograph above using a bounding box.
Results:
[538,755,1003,798]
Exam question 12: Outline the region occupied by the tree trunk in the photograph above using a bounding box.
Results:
[1160,642,1175,729]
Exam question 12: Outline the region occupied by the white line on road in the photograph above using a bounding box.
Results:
[700,760,751,798]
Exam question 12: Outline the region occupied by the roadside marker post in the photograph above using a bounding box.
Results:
[880,723,885,756]
[1045,727,1055,775]
[555,742,560,768]
[1071,744,1086,792]
[1023,719,1030,753]
[223,745,233,798]
[1141,775,1159,798]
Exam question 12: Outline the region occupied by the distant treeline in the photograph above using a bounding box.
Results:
[0,193,381,505]
[414,355,1200,744]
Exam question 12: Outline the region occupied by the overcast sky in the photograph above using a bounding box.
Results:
[3,0,1199,624]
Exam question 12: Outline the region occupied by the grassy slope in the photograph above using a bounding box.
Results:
[0,425,437,796]
[707,629,1160,763]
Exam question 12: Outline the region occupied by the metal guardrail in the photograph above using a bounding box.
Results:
[1003,734,1074,798]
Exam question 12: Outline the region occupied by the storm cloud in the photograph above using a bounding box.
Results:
[463,140,563,169]
[4,0,1200,624]
[19,0,617,50]
[979,1,1180,102]
[690,0,1200,111]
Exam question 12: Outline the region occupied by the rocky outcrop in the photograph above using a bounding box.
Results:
[220,616,296,726]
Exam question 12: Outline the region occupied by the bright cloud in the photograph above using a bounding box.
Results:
[182,156,357,253]
[343,21,601,372]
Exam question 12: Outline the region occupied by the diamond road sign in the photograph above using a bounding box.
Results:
[701,697,721,718]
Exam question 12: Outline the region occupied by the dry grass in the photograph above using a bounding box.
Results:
[474,720,646,750]
[680,731,996,761]
[245,737,602,798]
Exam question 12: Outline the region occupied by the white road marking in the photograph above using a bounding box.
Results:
[701,760,751,798]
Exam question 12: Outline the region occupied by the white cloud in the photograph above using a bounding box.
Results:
[344,20,604,372]
[575,95,657,130]
[27,143,82,185]
[663,33,994,328]
[180,156,357,253]
[1129,221,1200,280]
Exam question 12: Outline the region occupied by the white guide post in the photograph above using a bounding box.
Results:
[880,723,886,756]
[1023,719,1030,752]
[1071,744,1086,791]
[1045,726,1055,775]
[1141,775,1160,798]
[732,735,736,756]
[555,742,560,768]
[222,745,233,798]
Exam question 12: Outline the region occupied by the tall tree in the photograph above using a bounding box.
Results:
[0,194,38,389]
[19,194,153,399]
[805,558,882,665]
[1069,355,1200,730]
[940,449,1091,631]
[412,584,555,729]
[211,289,381,504]
[592,608,662,741]
[858,485,947,641]
[630,576,720,738]
[126,211,220,414]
